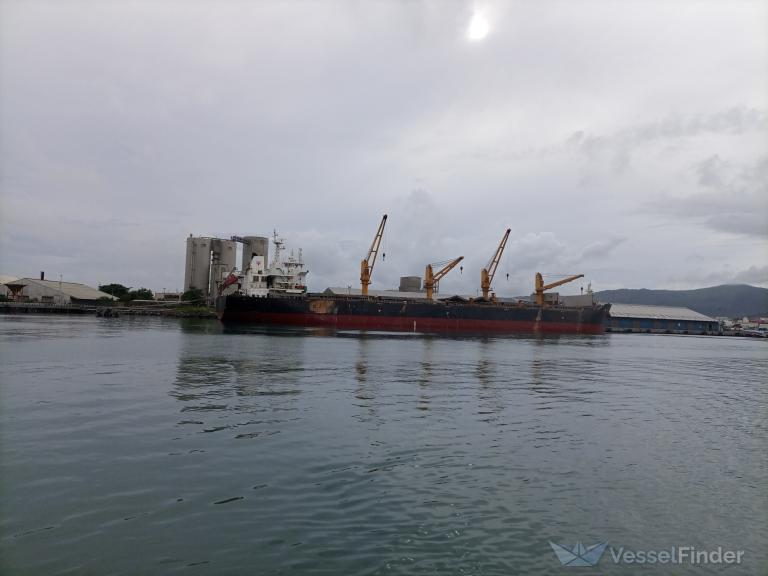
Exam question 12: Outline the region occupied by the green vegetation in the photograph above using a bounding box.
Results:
[98,284,154,302]
[130,288,154,301]
[174,305,215,315]
[99,283,129,299]
[182,288,205,302]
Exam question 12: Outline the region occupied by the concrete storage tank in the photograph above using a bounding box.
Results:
[184,236,213,294]
[241,236,269,271]
[209,239,237,299]
[399,276,421,292]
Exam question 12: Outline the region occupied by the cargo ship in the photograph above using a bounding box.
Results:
[217,292,609,334]
[215,219,609,334]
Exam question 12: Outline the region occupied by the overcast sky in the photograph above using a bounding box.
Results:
[1,0,766,296]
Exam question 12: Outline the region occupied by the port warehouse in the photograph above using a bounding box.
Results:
[606,303,719,334]
[2,276,116,304]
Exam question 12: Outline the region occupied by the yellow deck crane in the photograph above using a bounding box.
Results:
[424,256,464,300]
[480,228,511,299]
[360,214,387,296]
[534,273,584,306]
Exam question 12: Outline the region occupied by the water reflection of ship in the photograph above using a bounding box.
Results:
[475,338,505,421]
[416,338,434,412]
[352,335,384,425]
[172,327,306,429]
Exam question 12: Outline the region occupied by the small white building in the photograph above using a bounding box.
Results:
[3,278,117,304]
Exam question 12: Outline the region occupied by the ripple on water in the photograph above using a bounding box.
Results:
[0,319,766,575]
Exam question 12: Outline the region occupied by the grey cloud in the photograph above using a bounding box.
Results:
[733,265,768,285]
[579,237,627,261]
[564,107,766,174]
[644,155,768,238]
[505,233,567,271]
[0,1,766,292]
[666,264,768,289]
[466,107,766,175]
[576,107,766,152]
[664,268,735,289]
[704,214,767,237]
[696,155,729,189]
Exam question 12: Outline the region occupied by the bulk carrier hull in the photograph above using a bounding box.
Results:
[216,294,609,335]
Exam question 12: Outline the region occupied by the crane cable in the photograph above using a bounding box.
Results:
[382,225,387,261]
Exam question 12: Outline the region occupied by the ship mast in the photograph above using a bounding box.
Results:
[272,230,284,270]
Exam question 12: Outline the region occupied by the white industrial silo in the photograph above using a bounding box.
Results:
[209,239,237,300]
[184,236,213,294]
[241,236,270,271]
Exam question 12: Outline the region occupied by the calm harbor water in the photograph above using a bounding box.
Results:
[0,315,766,575]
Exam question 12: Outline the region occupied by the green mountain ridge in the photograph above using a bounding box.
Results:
[595,284,768,319]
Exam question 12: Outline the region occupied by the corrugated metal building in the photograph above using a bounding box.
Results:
[3,278,117,304]
[606,303,720,334]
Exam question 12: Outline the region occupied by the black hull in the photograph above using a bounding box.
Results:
[216,294,609,335]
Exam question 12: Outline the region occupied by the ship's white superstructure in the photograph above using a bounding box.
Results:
[222,232,308,297]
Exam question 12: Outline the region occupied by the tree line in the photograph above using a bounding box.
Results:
[98,284,154,302]
[98,284,205,303]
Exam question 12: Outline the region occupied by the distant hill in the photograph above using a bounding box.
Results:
[595,284,768,319]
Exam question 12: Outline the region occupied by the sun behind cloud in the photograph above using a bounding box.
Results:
[467,8,490,41]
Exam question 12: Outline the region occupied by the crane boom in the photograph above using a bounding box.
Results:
[360,214,387,296]
[480,228,511,299]
[424,256,464,300]
[534,273,584,305]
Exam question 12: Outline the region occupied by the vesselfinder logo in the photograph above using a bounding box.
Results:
[549,540,746,568]
[549,541,608,567]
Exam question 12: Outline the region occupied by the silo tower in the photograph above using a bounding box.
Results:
[209,238,237,300]
[241,236,270,271]
[184,235,238,302]
[184,236,213,295]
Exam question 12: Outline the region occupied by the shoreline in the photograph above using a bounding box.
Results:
[2,304,765,338]
[0,302,217,319]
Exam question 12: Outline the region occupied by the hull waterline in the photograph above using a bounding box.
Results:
[216,294,609,335]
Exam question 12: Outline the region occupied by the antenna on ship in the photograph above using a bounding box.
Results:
[272,229,285,270]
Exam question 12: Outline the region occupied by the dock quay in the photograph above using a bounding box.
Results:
[0,302,216,318]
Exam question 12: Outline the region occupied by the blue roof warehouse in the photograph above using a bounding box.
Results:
[606,303,720,335]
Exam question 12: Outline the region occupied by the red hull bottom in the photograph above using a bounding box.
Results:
[221,311,605,335]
